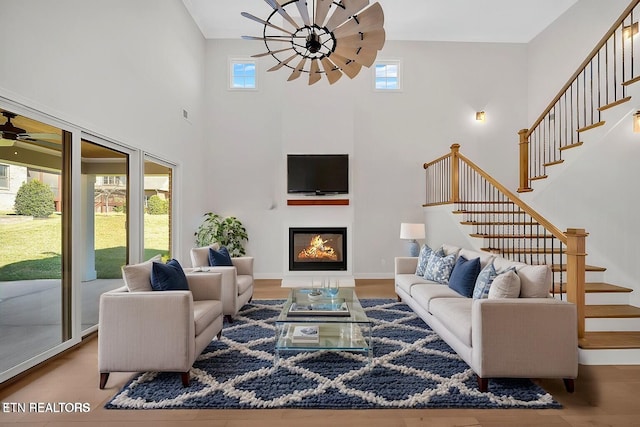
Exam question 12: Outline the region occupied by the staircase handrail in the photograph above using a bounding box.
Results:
[527,0,640,138]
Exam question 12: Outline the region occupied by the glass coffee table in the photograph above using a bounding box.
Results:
[274,287,373,366]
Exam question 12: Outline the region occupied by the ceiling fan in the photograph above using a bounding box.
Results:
[0,111,61,149]
[241,0,385,85]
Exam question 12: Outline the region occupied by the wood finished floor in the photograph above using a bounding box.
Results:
[1,279,640,426]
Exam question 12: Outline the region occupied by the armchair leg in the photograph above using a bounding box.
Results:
[224,315,233,323]
[99,373,110,389]
[563,378,575,393]
[477,376,489,392]
[181,372,190,387]
[396,294,401,302]
[217,330,222,340]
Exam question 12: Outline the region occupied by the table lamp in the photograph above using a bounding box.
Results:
[400,223,425,257]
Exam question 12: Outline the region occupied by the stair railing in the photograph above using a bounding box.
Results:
[519,0,640,193]
[424,144,588,339]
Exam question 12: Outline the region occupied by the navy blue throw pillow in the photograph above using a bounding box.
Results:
[209,246,233,267]
[448,256,481,297]
[151,259,189,291]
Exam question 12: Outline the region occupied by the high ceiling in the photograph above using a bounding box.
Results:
[182,0,578,43]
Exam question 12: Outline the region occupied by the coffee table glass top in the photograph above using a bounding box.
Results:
[274,288,373,365]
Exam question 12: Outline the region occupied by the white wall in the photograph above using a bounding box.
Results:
[205,39,527,278]
[0,0,207,263]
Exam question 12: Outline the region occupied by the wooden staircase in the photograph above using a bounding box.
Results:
[457,204,640,359]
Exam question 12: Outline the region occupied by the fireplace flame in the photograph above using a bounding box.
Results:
[298,235,338,261]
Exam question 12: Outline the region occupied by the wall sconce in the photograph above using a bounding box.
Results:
[633,111,640,133]
[623,22,638,39]
[475,111,486,123]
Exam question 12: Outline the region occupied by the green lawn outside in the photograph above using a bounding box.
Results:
[0,214,169,281]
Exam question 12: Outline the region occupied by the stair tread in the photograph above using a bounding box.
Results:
[579,331,640,349]
[461,221,540,226]
[559,141,584,151]
[454,210,528,214]
[552,282,633,293]
[585,305,640,318]
[551,264,606,272]
[470,233,555,239]
[481,247,564,254]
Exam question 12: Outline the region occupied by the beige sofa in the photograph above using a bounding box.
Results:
[188,244,254,322]
[98,261,224,389]
[395,244,578,392]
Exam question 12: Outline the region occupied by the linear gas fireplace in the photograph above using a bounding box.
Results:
[289,227,347,271]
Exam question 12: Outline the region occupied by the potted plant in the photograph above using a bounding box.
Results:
[194,212,248,257]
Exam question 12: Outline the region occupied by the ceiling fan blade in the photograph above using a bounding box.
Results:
[288,57,307,81]
[252,47,294,58]
[309,59,322,85]
[295,0,311,26]
[328,53,362,79]
[263,0,301,29]
[241,12,293,35]
[242,35,293,43]
[325,0,369,31]
[333,45,378,67]
[268,53,299,71]
[18,133,62,142]
[333,2,384,39]
[338,29,385,50]
[320,57,343,85]
[315,0,332,27]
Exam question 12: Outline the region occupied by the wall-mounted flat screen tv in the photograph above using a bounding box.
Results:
[287,154,349,195]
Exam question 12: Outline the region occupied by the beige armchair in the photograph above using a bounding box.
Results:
[98,261,224,389]
[189,244,254,322]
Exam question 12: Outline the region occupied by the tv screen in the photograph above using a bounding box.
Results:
[287,154,349,195]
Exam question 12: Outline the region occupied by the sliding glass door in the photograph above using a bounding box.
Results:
[0,107,69,375]
[79,139,129,332]
[143,156,172,261]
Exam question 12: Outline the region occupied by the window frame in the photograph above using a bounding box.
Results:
[0,163,9,190]
[229,58,258,91]
[373,59,402,92]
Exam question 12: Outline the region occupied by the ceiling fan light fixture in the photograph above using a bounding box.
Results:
[242,0,385,86]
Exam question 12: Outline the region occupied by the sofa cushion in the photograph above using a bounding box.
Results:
[488,270,521,299]
[396,274,436,295]
[209,246,233,267]
[416,245,443,276]
[151,259,190,291]
[458,248,495,269]
[516,264,551,298]
[492,256,525,272]
[448,255,481,297]
[429,298,473,347]
[423,252,457,285]
[122,255,162,292]
[411,283,463,311]
[193,300,223,336]
[441,244,461,256]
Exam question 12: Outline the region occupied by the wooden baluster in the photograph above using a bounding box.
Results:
[518,129,532,193]
[450,143,460,203]
[565,228,588,339]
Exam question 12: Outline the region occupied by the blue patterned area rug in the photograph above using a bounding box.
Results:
[105,299,561,410]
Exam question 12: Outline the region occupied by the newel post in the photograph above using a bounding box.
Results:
[565,228,588,340]
[518,129,532,193]
[450,143,460,203]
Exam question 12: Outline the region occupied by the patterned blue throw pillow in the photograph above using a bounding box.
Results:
[415,245,444,276]
[472,263,516,299]
[423,252,457,285]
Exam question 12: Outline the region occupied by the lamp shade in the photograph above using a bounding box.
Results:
[400,223,425,240]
